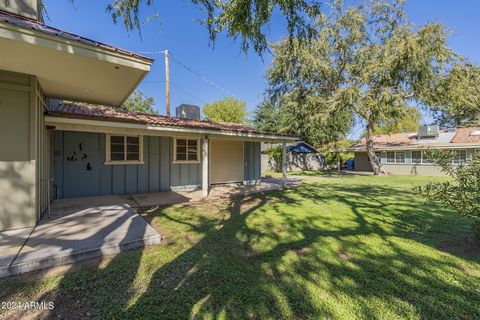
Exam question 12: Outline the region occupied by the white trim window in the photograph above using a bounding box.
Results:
[421,151,433,164]
[173,138,200,163]
[386,151,405,164]
[386,151,395,164]
[411,150,433,165]
[452,149,467,165]
[412,150,422,164]
[395,151,405,164]
[106,134,143,164]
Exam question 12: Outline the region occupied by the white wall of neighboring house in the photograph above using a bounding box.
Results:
[354,148,477,176]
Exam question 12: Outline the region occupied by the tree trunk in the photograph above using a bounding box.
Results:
[365,118,384,175]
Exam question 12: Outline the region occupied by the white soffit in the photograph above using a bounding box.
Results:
[0,21,152,106]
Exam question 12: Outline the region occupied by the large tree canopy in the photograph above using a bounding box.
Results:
[121,90,156,114]
[104,0,321,54]
[374,107,422,134]
[203,97,247,123]
[427,63,480,127]
[260,0,462,174]
[254,93,354,147]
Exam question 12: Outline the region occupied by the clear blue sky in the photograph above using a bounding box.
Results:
[44,0,480,137]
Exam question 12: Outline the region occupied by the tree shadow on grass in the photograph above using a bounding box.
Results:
[293,181,480,263]
[119,182,479,319]
[1,180,479,319]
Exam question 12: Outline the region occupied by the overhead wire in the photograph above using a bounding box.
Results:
[138,50,237,98]
[168,52,237,98]
[143,80,206,104]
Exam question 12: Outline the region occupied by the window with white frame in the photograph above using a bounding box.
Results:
[386,151,405,164]
[452,149,467,165]
[106,135,143,164]
[421,151,433,164]
[412,150,422,164]
[386,151,395,164]
[395,151,405,163]
[173,138,200,163]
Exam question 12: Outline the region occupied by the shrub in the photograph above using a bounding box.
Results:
[417,149,480,239]
[265,146,283,172]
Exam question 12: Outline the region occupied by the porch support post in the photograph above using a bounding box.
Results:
[202,136,209,198]
[282,139,287,188]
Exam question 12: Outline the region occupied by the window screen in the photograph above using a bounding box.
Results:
[453,150,467,164]
[412,151,422,164]
[386,151,395,163]
[126,136,140,161]
[395,151,405,163]
[422,151,433,164]
[108,135,141,163]
[175,138,199,162]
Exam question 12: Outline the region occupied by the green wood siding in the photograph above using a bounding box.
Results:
[53,131,205,198]
[53,132,262,198]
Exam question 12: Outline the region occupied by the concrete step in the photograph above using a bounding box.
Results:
[0,234,161,278]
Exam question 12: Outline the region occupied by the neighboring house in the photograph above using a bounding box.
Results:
[0,3,297,231]
[261,141,325,172]
[347,125,480,176]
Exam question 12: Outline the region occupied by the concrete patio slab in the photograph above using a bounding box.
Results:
[0,202,161,278]
[132,190,199,207]
[208,177,299,199]
[131,177,301,207]
[0,227,34,268]
[0,177,298,278]
[50,194,137,217]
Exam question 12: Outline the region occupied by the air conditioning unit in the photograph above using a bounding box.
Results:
[176,104,201,120]
[417,125,439,138]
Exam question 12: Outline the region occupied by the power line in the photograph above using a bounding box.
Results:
[144,80,206,104]
[139,50,238,97]
[170,82,206,104]
[168,52,237,98]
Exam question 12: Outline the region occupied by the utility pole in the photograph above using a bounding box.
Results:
[164,49,170,117]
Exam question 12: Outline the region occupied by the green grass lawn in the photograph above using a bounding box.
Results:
[1,175,479,319]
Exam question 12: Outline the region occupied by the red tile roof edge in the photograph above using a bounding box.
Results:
[450,127,480,144]
[0,9,153,63]
[350,128,480,149]
[48,103,298,138]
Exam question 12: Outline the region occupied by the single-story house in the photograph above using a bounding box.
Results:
[261,141,325,172]
[347,125,480,176]
[0,3,297,231]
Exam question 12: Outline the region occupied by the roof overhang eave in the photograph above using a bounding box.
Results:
[0,21,153,67]
[45,115,299,142]
[0,21,153,106]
